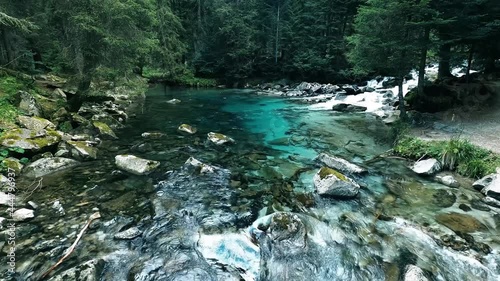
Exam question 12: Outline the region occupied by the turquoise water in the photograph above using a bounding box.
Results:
[3,85,500,280]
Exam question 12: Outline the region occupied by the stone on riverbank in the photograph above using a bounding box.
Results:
[23,157,79,178]
[0,128,61,151]
[315,153,366,174]
[12,208,35,222]
[313,167,360,198]
[411,158,441,175]
[184,157,215,174]
[67,141,98,160]
[2,157,24,174]
[207,132,235,145]
[473,172,500,200]
[435,212,485,233]
[18,116,56,131]
[332,103,367,113]
[93,121,118,139]
[115,155,160,175]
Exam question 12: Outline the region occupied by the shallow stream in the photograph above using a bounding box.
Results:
[2,86,500,281]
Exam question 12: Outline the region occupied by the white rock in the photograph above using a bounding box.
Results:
[403,265,428,281]
[207,132,235,145]
[52,200,65,216]
[412,158,441,175]
[184,157,215,174]
[166,98,181,104]
[315,153,366,174]
[483,197,500,208]
[435,174,460,188]
[141,132,165,139]
[12,208,35,222]
[313,167,360,198]
[178,124,197,134]
[0,192,12,206]
[115,155,160,175]
[473,173,500,200]
[23,157,79,178]
[18,116,56,131]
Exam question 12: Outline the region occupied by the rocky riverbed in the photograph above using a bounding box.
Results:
[1,84,499,281]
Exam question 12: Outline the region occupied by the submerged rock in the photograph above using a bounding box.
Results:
[115,155,160,175]
[435,212,485,233]
[18,115,56,131]
[315,153,366,174]
[166,98,181,104]
[411,158,441,175]
[93,121,118,139]
[473,172,500,200]
[435,174,460,188]
[47,259,103,281]
[178,123,197,134]
[12,208,35,222]
[207,132,235,145]
[23,157,79,178]
[0,128,61,151]
[483,196,500,208]
[313,167,360,198]
[141,132,165,139]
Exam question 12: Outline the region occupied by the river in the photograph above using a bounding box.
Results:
[2,85,500,280]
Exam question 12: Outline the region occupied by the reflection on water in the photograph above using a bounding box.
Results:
[2,85,499,280]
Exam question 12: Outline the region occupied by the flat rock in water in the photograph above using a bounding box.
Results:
[435,174,460,188]
[178,124,197,134]
[313,167,360,198]
[115,155,160,175]
[12,208,35,222]
[141,132,165,139]
[435,212,485,233]
[114,227,142,240]
[315,153,366,174]
[411,158,441,175]
[332,103,367,112]
[184,157,215,174]
[166,98,181,104]
[207,132,235,145]
[23,157,79,178]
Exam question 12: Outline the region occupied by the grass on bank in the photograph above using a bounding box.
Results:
[142,67,217,87]
[394,135,500,179]
[0,75,24,129]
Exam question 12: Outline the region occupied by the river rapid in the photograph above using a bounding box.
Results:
[2,85,500,281]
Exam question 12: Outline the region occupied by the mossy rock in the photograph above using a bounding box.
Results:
[2,157,24,174]
[67,141,98,160]
[178,124,197,134]
[318,167,347,181]
[207,132,235,145]
[0,128,61,151]
[93,121,118,139]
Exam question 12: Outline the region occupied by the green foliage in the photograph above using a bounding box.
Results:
[394,136,500,178]
[0,75,23,125]
[143,67,217,87]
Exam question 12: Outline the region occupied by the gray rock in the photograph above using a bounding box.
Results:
[141,132,165,139]
[483,196,500,208]
[23,157,79,178]
[332,103,367,113]
[315,153,366,174]
[27,201,39,209]
[178,124,197,134]
[47,259,102,281]
[412,158,441,175]
[115,155,160,175]
[403,265,429,281]
[473,172,500,200]
[55,149,70,157]
[114,227,142,240]
[184,157,216,174]
[435,174,460,188]
[296,82,312,92]
[12,208,35,222]
[18,116,56,131]
[0,128,61,151]
[166,98,181,104]
[313,167,360,198]
[93,121,118,139]
[18,91,41,117]
[207,132,235,145]
[0,192,11,206]
[67,141,98,160]
[52,200,65,216]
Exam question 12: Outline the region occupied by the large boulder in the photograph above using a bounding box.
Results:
[411,158,441,175]
[473,171,500,200]
[115,155,160,175]
[313,167,360,198]
[23,157,79,178]
[18,116,56,131]
[315,153,366,174]
[17,91,42,117]
[0,128,61,151]
[207,132,235,145]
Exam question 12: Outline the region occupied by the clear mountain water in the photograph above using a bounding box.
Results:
[2,86,499,280]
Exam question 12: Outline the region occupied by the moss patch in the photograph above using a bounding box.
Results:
[318,166,347,181]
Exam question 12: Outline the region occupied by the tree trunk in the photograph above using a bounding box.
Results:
[398,77,407,121]
[438,43,452,79]
[417,26,430,96]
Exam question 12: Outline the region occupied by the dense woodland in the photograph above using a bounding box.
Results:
[1,0,499,88]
